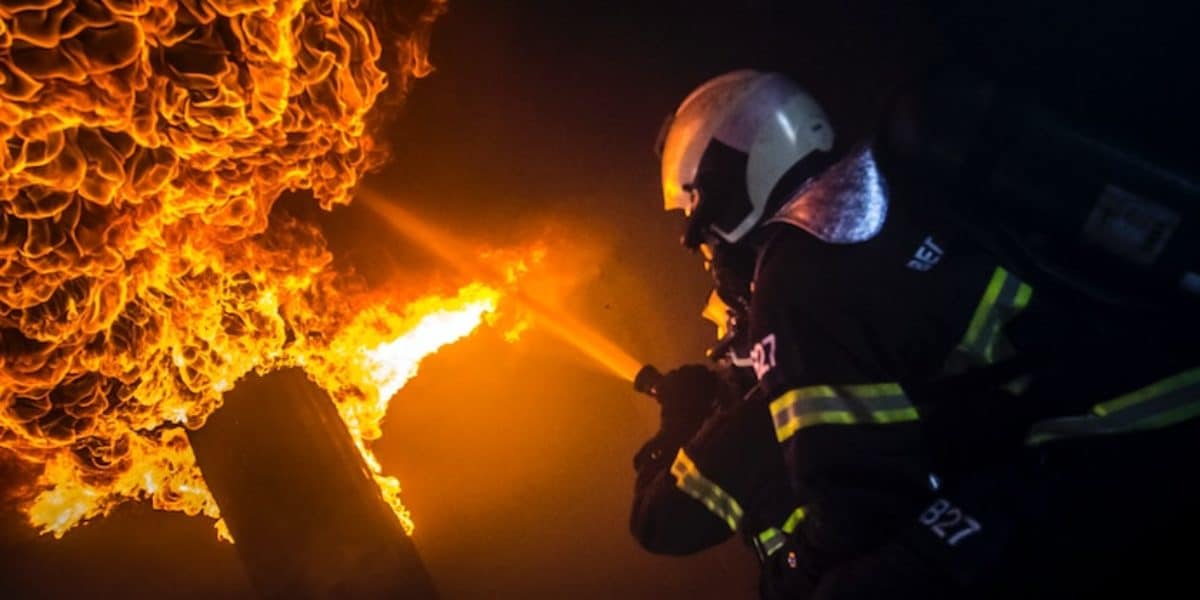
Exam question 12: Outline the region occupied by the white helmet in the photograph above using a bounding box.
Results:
[658,70,836,247]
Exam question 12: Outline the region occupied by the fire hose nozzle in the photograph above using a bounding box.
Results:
[633,364,663,397]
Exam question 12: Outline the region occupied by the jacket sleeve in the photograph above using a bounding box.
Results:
[630,387,779,555]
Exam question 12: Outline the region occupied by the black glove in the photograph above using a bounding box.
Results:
[655,364,720,439]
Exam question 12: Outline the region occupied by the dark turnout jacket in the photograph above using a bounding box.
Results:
[633,144,1200,598]
[749,151,1200,597]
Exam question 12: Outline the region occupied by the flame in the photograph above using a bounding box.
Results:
[291,281,506,536]
[0,0,463,540]
[360,190,645,383]
[357,285,501,407]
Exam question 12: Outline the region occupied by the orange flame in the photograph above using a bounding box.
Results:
[0,0,465,540]
[360,189,645,383]
[293,281,506,536]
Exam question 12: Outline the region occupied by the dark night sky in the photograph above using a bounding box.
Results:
[2,1,1191,598]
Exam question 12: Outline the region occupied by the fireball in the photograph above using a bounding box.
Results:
[0,0,468,539]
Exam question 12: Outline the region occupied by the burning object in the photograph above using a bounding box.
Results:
[189,367,439,599]
[0,0,457,539]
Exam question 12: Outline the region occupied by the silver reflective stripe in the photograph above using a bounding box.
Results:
[956,267,1034,366]
[756,527,787,557]
[770,383,916,443]
[754,507,806,559]
[670,448,745,531]
[1027,367,1200,446]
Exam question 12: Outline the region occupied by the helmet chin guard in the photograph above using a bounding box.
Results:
[660,70,835,245]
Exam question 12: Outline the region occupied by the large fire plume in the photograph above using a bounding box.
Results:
[0,0,487,540]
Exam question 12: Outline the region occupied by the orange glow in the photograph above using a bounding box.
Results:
[359,189,644,383]
[0,0,471,540]
[702,290,731,340]
[514,291,644,383]
[360,287,501,408]
[298,282,505,535]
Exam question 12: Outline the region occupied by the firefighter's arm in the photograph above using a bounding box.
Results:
[630,366,773,554]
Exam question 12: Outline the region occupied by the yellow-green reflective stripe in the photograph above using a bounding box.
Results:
[1014,282,1034,311]
[962,268,1007,349]
[958,268,1034,364]
[1026,367,1200,446]
[756,527,786,557]
[754,507,807,558]
[1094,369,1200,416]
[670,448,744,531]
[781,506,807,534]
[770,383,916,443]
[1136,400,1200,430]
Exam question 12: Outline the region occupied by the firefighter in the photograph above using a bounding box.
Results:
[638,69,1200,598]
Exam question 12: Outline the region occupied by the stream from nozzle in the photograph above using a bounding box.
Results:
[359,188,645,383]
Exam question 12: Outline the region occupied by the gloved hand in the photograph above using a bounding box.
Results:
[655,364,720,438]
